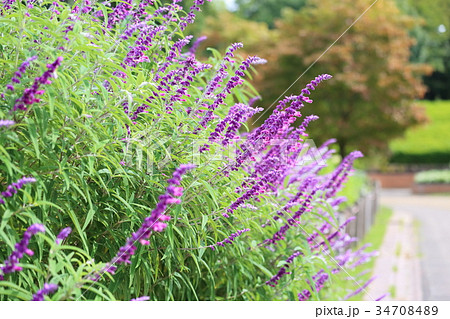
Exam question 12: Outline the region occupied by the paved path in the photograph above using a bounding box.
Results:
[367,189,450,301]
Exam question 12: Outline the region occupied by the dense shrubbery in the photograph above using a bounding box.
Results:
[390,152,450,165]
[0,0,376,301]
[414,170,450,184]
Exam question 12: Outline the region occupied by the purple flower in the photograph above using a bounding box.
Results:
[179,0,212,31]
[266,251,302,287]
[311,216,356,249]
[55,227,72,245]
[248,96,261,107]
[307,222,332,245]
[297,269,330,301]
[298,289,311,301]
[0,176,36,205]
[0,224,45,280]
[202,103,263,151]
[343,244,377,269]
[3,56,37,93]
[230,75,332,172]
[12,57,63,112]
[261,178,317,228]
[31,283,58,301]
[226,170,281,216]
[375,293,388,301]
[0,119,15,128]
[196,55,266,132]
[123,24,167,68]
[1,0,16,14]
[146,53,211,115]
[133,0,153,20]
[344,277,376,300]
[188,36,207,55]
[209,228,250,250]
[131,296,150,301]
[107,0,133,29]
[167,186,184,197]
[260,179,317,246]
[322,151,363,198]
[86,164,195,281]
[204,45,242,97]
[154,36,194,79]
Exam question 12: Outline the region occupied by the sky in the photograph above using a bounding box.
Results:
[222,0,237,11]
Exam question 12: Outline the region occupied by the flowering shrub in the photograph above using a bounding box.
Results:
[414,169,450,184]
[0,0,376,300]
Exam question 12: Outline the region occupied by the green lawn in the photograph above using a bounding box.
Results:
[339,169,367,207]
[390,100,450,163]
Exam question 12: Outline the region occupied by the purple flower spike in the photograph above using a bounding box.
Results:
[3,56,37,93]
[202,103,262,152]
[344,277,376,300]
[248,96,261,107]
[12,57,62,112]
[209,228,250,250]
[0,119,15,128]
[86,164,195,282]
[0,176,36,205]
[266,251,303,287]
[298,289,312,301]
[31,283,58,301]
[131,296,150,301]
[107,0,133,29]
[297,269,330,301]
[179,0,212,31]
[196,55,266,134]
[323,150,363,198]
[55,227,72,245]
[0,223,45,280]
[375,293,388,301]
[229,75,332,172]
[188,36,207,55]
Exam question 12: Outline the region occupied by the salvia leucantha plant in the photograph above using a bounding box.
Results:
[0,0,379,301]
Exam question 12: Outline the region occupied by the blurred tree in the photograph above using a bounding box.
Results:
[198,10,275,56]
[253,0,431,158]
[396,0,450,99]
[235,0,307,28]
[396,0,449,70]
[181,0,221,35]
[182,0,273,58]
